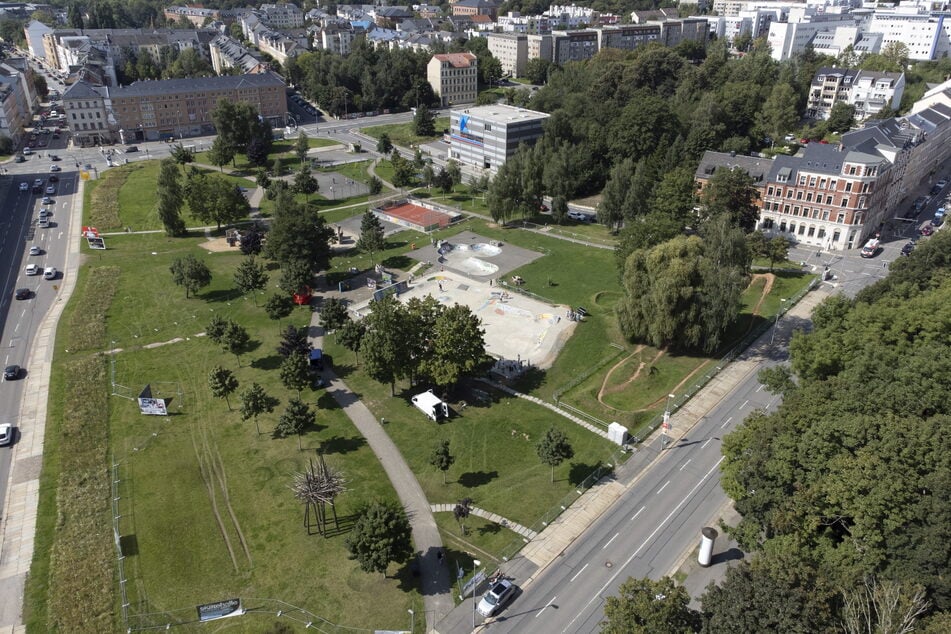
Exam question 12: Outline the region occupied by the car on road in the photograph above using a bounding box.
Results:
[567,211,593,222]
[920,224,935,236]
[0,424,13,446]
[29,245,42,255]
[50,154,60,161]
[45,185,55,194]
[15,154,25,163]
[22,147,31,155]
[3,365,20,380]
[477,579,516,617]
[930,184,941,196]
[901,242,915,256]
[33,178,42,187]
[25,263,39,276]
[42,196,52,204]
[14,288,31,300]
[43,266,57,279]
[19,181,28,191]
[937,179,948,189]
[125,146,138,153]
[914,196,928,211]
[50,164,61,172]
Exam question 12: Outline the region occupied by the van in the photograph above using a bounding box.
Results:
[412,390,449,422]
[860,238,880,258]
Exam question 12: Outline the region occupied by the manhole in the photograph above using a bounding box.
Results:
[605,561,613,568]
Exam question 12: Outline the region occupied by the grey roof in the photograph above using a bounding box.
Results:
[842,118,916,151]
[798,143,848,174]
[453,0,499,7]
[112,72,284,97]
[695,151,772,183]
[63,80,107,100]
[766,153,801,183]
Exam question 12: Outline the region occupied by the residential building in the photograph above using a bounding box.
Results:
[487,33,527,78]
[63,80,114,146]
[452,0,500,20]
[807,67,904,121]
[163,6,239,27]
[448,104,549,171]
[0,60,36,145]
[694,151,771,195]
[596,23,661,52]
[427,52,478,108]
[23,19,52,61]
[314,25,357,55]
[497,11,552,34]
[257,3,304,29]
[550,29,599,64]
[209,35,268,75]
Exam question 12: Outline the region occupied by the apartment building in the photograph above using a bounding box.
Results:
[257,3,304,29]
[63,80,114,146]
[23,19,52,61]
[209,35,268,75]
[0,59,38,145]
[163,6,238,27]
[314,25,356,55]
[487,33,527,77]
[452,0,500,19]
[807,67,904,121]
[448,104,549,171]
[427,52,478,108]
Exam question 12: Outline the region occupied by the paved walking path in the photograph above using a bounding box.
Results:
[477,379,610,440]
[429,504,537,540]
[308,328,453,630]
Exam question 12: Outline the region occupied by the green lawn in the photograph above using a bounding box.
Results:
[361,117,450,148]
[191,139,337,173]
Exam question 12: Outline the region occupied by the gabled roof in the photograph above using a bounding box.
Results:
[63,80,107,100]
[111,72,284,98]
[432,52,477,68]
[694,151,771,183]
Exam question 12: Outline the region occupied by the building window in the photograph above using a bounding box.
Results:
[837,213,845,223]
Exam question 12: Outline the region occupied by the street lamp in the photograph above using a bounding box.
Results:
[471,558,482,630]
[407,608,414,633]
[770,298,788,345]
[662,393,675,449]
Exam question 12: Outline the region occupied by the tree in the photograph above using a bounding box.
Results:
[271,156,285,177]
[279,259,313,295]
[265,292,295,325]
[601,577,700,634]
[598,158,633,232]
[614,213,684,277]
[239,382,279,435]
[206,314,228,344]
[412,104,436,137]
[841,577,930,634]
[390,154,416,189]
[264,190,335,273]
[421,304,486,389]
[345,501,414,576]
[827,102,856,134]
[445,159,462,189]
[222,320,250,366]
[278,324,312,358]
[320,297,349,333]
[368,175,384,195]
[453,497,473,535]
[68,4,84,28]
[361,296,404,394]
[171,144,195,174]
[429,440,455,485]
[699,167,760,233]
[376,133,393,155]
[208,366,239,411]
[239,224,265,257]
[169,254,212,298]
[256,167,271,190]
[273,397,313,450]
[186,174,251,230]
[207,135,235,172]
[524,58,553,85]
[33,74,48,100]
[295,131,310,163]
[280,351,311,398]
[757,82,799,143]
[536,426,574,483]
[356,209,386,263]
[156,159,186,236]
[551,195,569,225]
[233,257,268,305]
[338,319,367,362]
[293,165,320,197]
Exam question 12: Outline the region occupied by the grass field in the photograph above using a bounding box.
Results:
[361,117,450,148]
[193,138,340,173]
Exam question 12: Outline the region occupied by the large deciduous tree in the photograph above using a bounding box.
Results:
[601,577,700,634]
[699,167,760,233]
[361,296,404,395]
[169,254,211,298]
[421,304,486,390]
[156,158,187,236]
[208,366,239,411]
[239,382,279,435]
[264,189,335,273]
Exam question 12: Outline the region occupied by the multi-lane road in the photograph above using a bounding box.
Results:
[0,168,78,512]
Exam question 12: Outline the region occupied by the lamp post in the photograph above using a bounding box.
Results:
[407,608,414,633]
[662,393,675,449]
[770,298,788,345]
[471,558,482,630]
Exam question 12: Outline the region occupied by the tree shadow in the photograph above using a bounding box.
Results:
[510,367,547,393]
[381,254,413,270]
[477,522,502,537]
[203,288,243,303]
[568,461,611,487]
[457,470,498,488]
[321,435,366,455]
[250,354,283,371]
[305,511,359,539]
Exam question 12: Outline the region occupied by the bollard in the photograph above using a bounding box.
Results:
[698,527,718,567]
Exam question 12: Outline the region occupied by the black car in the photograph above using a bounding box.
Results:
[125,146,138,153]
[3,365,20,380]
[14,288,31,300]
[48,174,59,182]
[14,154,25,163]
[50,154,60,161]
[901,242,915,256]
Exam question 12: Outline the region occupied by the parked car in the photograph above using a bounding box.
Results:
[48,174,59,182]
[920,224,935,236]
[3,365,20,380]
[18,181,28,191]
[42,196,52,204]
[125,146,138,153]
[45,185,55,194]
[937,179,948,189]
[901,242,915,256]
[0,423,13,446]
[33,178,42,187]
[15,154,25,163]
[49,164,61,172]
[477,580,516,617]
[50,154,60,161]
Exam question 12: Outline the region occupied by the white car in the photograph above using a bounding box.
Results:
[477,580,516,617]
[19,182,28,191]
[42,196,52,204]
[29,245,42,256]
[0,424,13,446]
[25,263,39,276]
[49,164,61,172]
[43,266,56,280]
[45,185,55,194]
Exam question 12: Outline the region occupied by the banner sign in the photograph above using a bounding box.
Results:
[137,384,169,416]
[197,598,242,622]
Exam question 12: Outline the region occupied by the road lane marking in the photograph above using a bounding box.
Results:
[720,417,732,429]
[602,532,619,550]
[679,459,691,471]
[755,384,764,392]
[630,506,645,521]
[740,399,749,409]
[701,438,712,449]
[656,480,670,494]
[562,457,726,633]
[536,595,556,618]
[569,564,588,583]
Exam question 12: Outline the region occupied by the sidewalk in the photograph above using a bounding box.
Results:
[434,286,830,633]
[0,179,88,632]
[308,325,453,631]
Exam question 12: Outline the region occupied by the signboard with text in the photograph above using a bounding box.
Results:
[197,598,243,622]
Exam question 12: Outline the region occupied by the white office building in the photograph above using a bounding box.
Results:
[448,104,549,171]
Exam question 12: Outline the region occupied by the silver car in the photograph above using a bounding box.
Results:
[477,579,515,617]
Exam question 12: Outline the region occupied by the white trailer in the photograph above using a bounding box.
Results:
[412,390,449,421]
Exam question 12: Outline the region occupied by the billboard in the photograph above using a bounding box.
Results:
[197,598,243,622]
[137,384,169,416]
